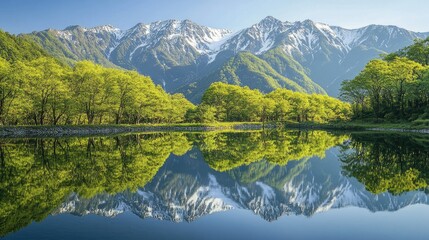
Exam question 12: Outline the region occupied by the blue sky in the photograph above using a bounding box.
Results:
[2,0,429,34]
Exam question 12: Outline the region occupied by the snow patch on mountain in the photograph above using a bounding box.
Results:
[88,25,123,38]
[129,42,149,61]
[187,174,238,211]
[256,181,275,200]
[56,30,73,41]
[48,17,429,69]
[332,27,363,49]
[121,20,232,62]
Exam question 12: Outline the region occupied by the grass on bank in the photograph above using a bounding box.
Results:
[285,119,429,131]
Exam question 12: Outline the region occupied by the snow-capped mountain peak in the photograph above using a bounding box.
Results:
[258,16,288,28]
[31,16,429,96]
[88,24,124,40]
[48,17,429,62]
[118,19,232,62]
[55,163,429,223]
[219,16,291,54]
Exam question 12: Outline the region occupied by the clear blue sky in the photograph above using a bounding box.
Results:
[2,0,429,34]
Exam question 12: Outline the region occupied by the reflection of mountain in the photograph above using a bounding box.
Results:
[0,133,192,237]
[56,144,429,223]
[3,131,429,237]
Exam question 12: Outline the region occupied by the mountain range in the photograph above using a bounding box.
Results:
[24,16,429,101]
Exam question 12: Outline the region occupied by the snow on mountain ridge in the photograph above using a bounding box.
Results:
[56,176,429,223]
[331,27,363,50]
[50,17,429,62]
[122,19,232,61]
[220,16,291,55]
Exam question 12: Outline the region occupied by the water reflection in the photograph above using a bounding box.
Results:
[0,133,192,236]
[1,130,429,237]
[340,133,429,194]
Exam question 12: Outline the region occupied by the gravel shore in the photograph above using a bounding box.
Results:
[0,124,269,138]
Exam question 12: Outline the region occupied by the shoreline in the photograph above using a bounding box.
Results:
[0,122,428,138]
[284,122,429,134]
[0,123,269,138]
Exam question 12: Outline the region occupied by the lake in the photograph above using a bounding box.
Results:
[1,130,429,240]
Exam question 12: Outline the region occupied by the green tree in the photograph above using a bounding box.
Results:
[401,38,429,65]
[70,61,118,124]
[0,133,193,236]
[341,133,429,195]
[388,57,425,117]
[0,58,27,125]
[24,57,69,125]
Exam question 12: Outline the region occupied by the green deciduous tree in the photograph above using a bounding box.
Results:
[23,57,70,125]
[198,82,350,123]
[341,46,429,122]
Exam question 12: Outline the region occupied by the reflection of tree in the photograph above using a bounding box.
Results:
[0,130,349,236]
[340,133,429,195]
[0,133,192,237]
[196,130,348,172]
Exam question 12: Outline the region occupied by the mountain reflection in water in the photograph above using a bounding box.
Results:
[1,130,429,237]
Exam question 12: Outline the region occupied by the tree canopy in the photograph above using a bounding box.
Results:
[187,82,351,123]
[341,38,429,122]
[0,133,192,236]
[0,56,194,125]
[0,30,195,125]
[340,133,429,195]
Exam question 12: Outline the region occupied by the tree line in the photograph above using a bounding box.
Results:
[0,133,192,236]
[186,82,351,123]
[0,29,352,126]
[196,130,348,172]
[0,57,194,125]
[0,57,351,126]
[340,38,429,122]
[341,133,429,195]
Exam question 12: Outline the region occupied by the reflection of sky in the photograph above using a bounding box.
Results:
[4,133,429,239]
[7,205,429,240]
[5,144,429,240]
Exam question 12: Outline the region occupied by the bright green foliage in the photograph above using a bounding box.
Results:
[180,51,327,103]
[167,94,195,123]
[0,30,195,125]
[199,82,265,122]
[70,61,116,124]
[0,30,47,62]
[23,57,71,125]
[24,28,118,68]
[193,82,351,123]
[392,38,429,66]
[1,29,349,125]
[196,130,348,172]
[185,105,217,123]
[0,133,192,236]
[0,58,194,125]
[341,38,429,121]
[66,62,194,125]
[341,133,429,195]
[0,58,26,124]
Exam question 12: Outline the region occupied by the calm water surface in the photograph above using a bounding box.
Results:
[1,130,429,239]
